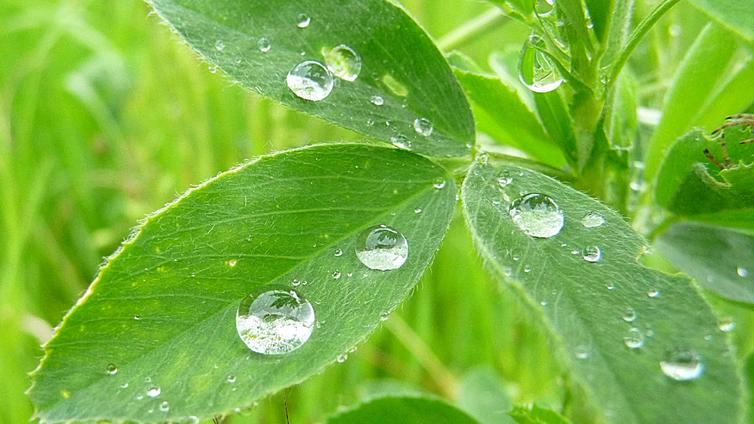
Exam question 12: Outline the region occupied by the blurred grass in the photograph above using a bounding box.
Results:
[1,0,752,423]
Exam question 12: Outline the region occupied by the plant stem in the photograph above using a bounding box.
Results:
[384,316,458,398]
[607,0,681,87]
[437,8,507,51]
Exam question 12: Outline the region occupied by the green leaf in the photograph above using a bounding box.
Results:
[655,129,754,215]
[147,0,474,158]
[29,144,457,422]
[598,0,634,70]
[510,404,571,424]
[451,66,568,169]
[457,367,513,424]
[643,23,741,182]
[462,157,744,424]
[655,222,754,304]
[325,395,480,424]
[688,0,754,43]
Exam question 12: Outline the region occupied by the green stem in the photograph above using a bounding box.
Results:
[437,8,507,51]
[607,0,682,87]
[384,316,458,398]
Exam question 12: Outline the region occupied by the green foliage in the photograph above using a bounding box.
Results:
[325,395,479,423]
[148,0,475,158]
[29,144,456,422]
[462,158,743,424]
[6,0,753,422]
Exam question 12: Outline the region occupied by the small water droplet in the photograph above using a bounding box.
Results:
[106,364,118,375]
[582,246,601,263]
[355,225,408,271]
[718,317,735,333]
[414,207,423,214]
[660,350,704,381]
[291,279,302,287]
[736,266,749,278]
[518,34,563,93]
[523,264,532,273]
[323,45,362,81]
[334,248,343,257]
[380,312,390,321]
[413,118,433,137]
[226,259,238,267]
[296,13,311,28]
[332,270,341,280]
[647,288,660,298]
[432,177,447,190]
[574,345,590,360]
[623,328,644,349]
[287,61,334,101]
[235,289,315,355]
[159,400,169,412]
[120,382,129,389]
[257,37,271,53]
[215,40,225,51]
[146,386,161,398]
[497,174,513,188]
[227,374,236,383]
[622,307,637,322]
[390,135,409,149]
[606,282,615,290]
[133,315,141,320]
[336,353,348,363]
[370,95,384,106]
[509,193,564,238]
[581,212,604,228]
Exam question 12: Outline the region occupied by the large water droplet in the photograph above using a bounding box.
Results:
[355,225,408,271]
[296,13,311,28]
[535,0,555,17]
[413,118,433,137]
[582,246,601,262]
[287,61,334,101]
[257,37,271,53]
[509,193,564,238]
[660,350,704,381]
[323,45,362,82]
[236,289,315,355]
[623,328,644,349]
[581,212,604,228]
[146,386,161,398]
[518,34,563,93]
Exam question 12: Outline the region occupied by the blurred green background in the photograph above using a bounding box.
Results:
[1,0,751,423]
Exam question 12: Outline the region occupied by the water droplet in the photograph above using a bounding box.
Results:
[582,246,601,263]
[336,353,348,363]
[105,364,118,375]
[413,118,433,137]
[623,328,644,349]
[227,375,236,383]
[215,40,225,51]
[334,248,343,257]
[133,315,141,320]
[718,317,735,333]
[736,266,749,278]
[332,270,341,280]
[535,0,555,17]
[518,34,563,93]
[432,177,447,190]
[660,350,704,381]
[390,135,409,149]
[287,61,334,101]
[226,259,238,268]
[296,13,311,28]
[235,289,315,355]
[355,225,408,271]
[622,307,637,322]
[120,382,129,389]
[647,289,660,298]
[497,174,513,188]
[257,37,271,53]
[581,212,604,228]
[370,95,384,106]
[146,386,161,398]
[574,345,590,360]
[606,282,615,290]
[414,207,423,214]
[187,416,200,424]
[523,264,532,273]
[323,45,362,81]
[509,193,564,238]
[380,312,390,321]
[159,400,169,412]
